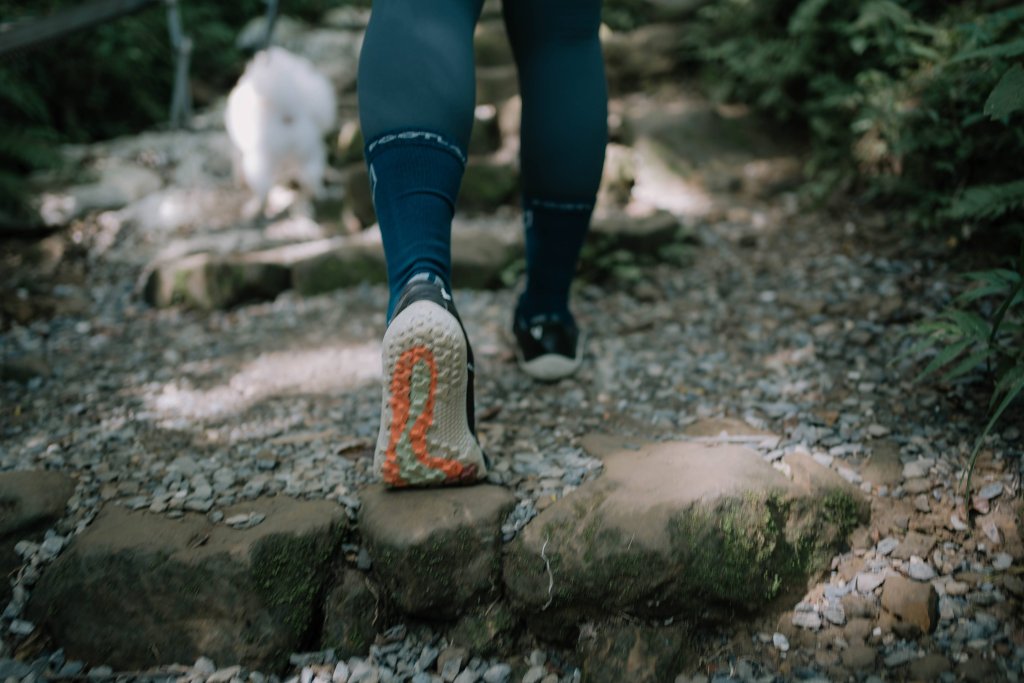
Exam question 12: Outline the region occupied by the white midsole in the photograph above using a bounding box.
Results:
[516,334,584,381]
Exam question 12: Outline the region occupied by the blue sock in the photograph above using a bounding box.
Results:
[364,131,467,320]
[516,198,594,324]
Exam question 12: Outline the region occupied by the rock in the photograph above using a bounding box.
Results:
[482,663,512,683]
[908,654,950,680]
[590,207,682,251]
[504,436,868,627]
[448,604,519,656]
[28,497,346,670]
[359,484,515,618]
[578,623,687,683]
[880,575,939,635]
[449,216,524,288]
[843,617,873,643]
[681,417,776,440]
[902,458,933,480]
[992,553,1012,571]
[855,571,887,593]
[883,648,916,668]
[822,602,845,626]
[321,569,379,658]
[860,441,903,487]
[891,531,936,561]
[841,594,878,620]
[522,666,545,683]
[475,65,519,106]
[906,560,936,582]
[956,657,998,682]
[0,471,76,602]
[474,19,514,68]
[792,610,822,630]
[0,354,51,384]
[341,163,376,228]
[142,250,293,310]
[976,482,1003,500]
[290,234,386,296]
[841,644,876,670]
[336,121,365,165]
[37,162,162,226]
[469,105,502,156]
[0,471,75,538]
[292,218,522,296]
[438,646,467,679]
[875,537,899,556]
[772,633,789,652]
[597,144,637,209]
[459,157,519,211]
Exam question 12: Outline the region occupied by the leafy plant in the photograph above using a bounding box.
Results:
[0,65,59,227]
[902,242,1024,493]
[686,0,1024,235]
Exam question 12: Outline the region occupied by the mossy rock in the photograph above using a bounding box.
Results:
[27,499,347,671]
[503,436,868,631]
[359,484,516,619]
[143,252,292,310]
[321,569,380,659]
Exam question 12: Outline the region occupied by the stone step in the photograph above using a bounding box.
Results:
[503,436,869,640]
[24,440,869,674]
[27,497,347,671]
[141,207,682,310]
[0,471,76,604]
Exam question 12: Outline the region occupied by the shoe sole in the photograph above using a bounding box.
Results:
[516,334,584,382]
[375,300,487,488]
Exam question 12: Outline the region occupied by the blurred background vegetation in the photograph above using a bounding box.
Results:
[0,0,364,222]
[3,0,1020,236]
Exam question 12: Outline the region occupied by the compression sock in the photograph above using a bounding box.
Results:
[364,131,467,321]
[516,198,594,323]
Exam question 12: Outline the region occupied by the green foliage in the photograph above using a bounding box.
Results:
[0,65,59,225]
[687,0,1024,234]
[902,241,1024,491]
[684,0,1024,488]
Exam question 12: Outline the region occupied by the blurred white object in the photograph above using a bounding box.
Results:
[225,47,336,216]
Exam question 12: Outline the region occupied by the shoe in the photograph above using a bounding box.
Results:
[374,273,488,488]
[512,310,584,381]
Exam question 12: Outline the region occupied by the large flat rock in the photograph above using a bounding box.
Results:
[28,497,347,671]
[503,436,868,632]
[0,471,76,604]
[359,484,515,619]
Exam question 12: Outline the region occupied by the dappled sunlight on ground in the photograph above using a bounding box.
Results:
[141,341,381,425]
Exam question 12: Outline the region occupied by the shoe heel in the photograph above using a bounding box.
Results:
[375,301,486,487]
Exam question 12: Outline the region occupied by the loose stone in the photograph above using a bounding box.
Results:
[907,561,936,582]
[976,482,1003,500]
[772,633,790,652]
[992,553,1012,571]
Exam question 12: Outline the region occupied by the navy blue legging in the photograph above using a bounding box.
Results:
[358,0,607,319]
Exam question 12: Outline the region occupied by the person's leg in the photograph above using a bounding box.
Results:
[359,0,488,487]
[358,0,484,319]
[503,0,608,326]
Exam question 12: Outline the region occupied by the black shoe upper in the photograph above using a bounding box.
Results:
[512,311,581,363]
